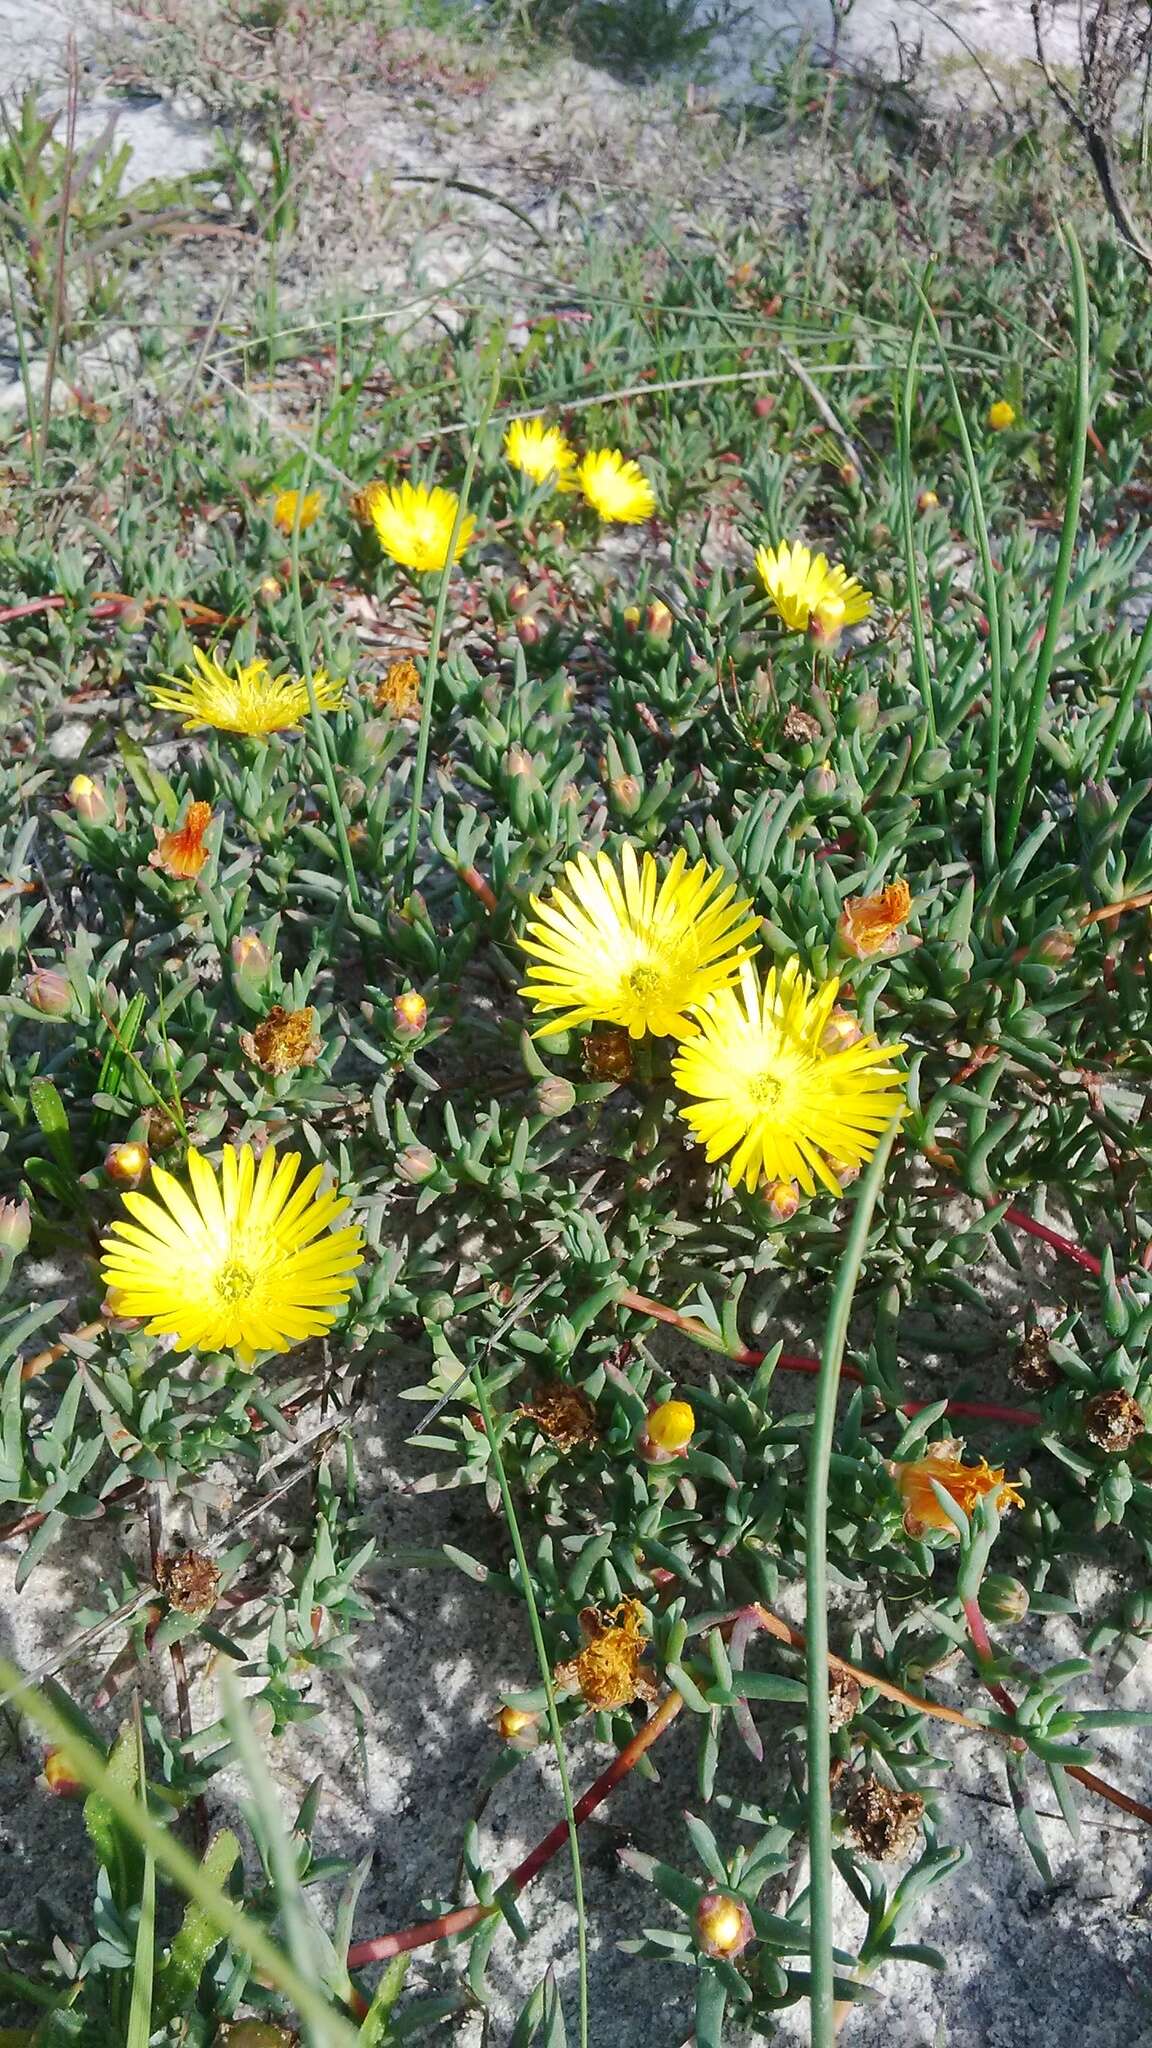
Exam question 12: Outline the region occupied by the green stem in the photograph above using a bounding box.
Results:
[896,298,937,748]
[1098,606,1152,780]
[402,343,502,901]
[289,424,361,912]
[1002,224,1091,856]
[915,284,1003,876]
[805,1120,899,2047]
[470,1349,589,2048]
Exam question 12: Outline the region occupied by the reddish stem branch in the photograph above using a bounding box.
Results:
[1002,1206,1102,1276]
[346,1687,685,1969]
[457,864,499,913]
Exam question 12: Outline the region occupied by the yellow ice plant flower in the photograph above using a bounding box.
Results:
[987,399,1017,432]
[150,649,344,738]
[100,1142,363,1364]
[893,1440,1025,1537]
[271,488,322,535]
[573,448,656,523]
[519,843,759,1040]
[671,959,905,1196]
[368,480,474,573]
[504,418,576,485]
[754,541,872,643]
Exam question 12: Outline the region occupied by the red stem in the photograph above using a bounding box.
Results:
[1002,1206,1102,1276]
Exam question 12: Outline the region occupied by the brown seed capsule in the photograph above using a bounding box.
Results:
[145,1105,181,1153]
[828,1668,862,1732]
[1084,1389,1146,1454]
[521,1383,599,1451]
[582,1027,634,1083]
[843,1775,925,1862]
[1010,1326,1059,1391]
[781,706,822,745]
[156,1550,221,1616]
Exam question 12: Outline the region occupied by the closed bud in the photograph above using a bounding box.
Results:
[41,1748,84,1798]
[397,1144,438,1185]
[695,1891,754,1959]
[760,1177,800,1221]
[535,1076,577,1118]
[838,461,860,487]
[753,394,774,418]
[918,747,951,785]
[392,990,428,1037]
[829,1157,861,1189]
[1034,929,1076,965]
[844,690,879,734]
[515,612,543,647]
[821,1008,862,1053]
[257,575,283,602]
[805,760,837,801]
[609,773,643,817]
[505,745,534,778]
[622,604,642,634]
[507,580,532,613]
[24,966,72,1016]
[1079,779,1116,829]
[917,489,940,512]
[492,1704,541,1748]
[231,931,271,979]
[104,1141,150,1187]
[978,1573,1030,1624]
[67,773,110,824]
[640,1398,695,1462]
[644,599,673,638]
[0,1200,30,1255]
[420,1292,455,1324]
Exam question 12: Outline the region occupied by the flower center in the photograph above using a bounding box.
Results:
[747,1071,783,1109]
[215,1259,255,1303]
[626,963,663,998]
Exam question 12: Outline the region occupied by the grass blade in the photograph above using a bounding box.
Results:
[126,1714,156,2048]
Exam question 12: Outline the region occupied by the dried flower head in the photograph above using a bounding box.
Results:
[149,800,213,879]
[838,880,913,960]
[520,1382,599,1451]
[894,1439,1025,1536]
[672,959,906,1196]
[695,1892,754,1959]
[520,844,759,1041]
[240,1005,321,1076]
[271,487,322,534]
[755,541,871,642]
[572,448,656,524]
[1011,1326,1059,1391]
[156,1549,221,1615]
[781,706,823,744]
[504,418,576,485]
[828,1667,862,1731]
[368,481,474,573]
[1084,1389,1145,1454]
[844,1775,925,1862]
[151,651,343,738]
[375,657,421,717]
[555,1599,657,1710]
[582,1026,635,1083]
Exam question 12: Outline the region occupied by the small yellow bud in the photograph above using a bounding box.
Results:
[41,1748,84,1798]
[916,489,939,512]
[68,773,110,825]
[257,575,283,602]
[820,1007,863,1053]
[695,1891,753,1959]
[104,1140,150,1187]
[641,1398,695,1463]
[987,399,1017,432]
[392,990,428,1037]
[761,1178,800,1221]
[493,1704,541,1748]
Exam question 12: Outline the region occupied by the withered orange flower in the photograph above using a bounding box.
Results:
[239,1004,321,1076]
[555,1598,657,1709]
[520,1382,599,1451]
[838,879,913,960]
[893,1439,1024,1537]
[375,657,421,717]
[149,801,213,879]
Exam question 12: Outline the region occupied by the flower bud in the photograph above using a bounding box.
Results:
[505,745,534,778]
[838,461,860,487]
[641,1398,695,1462]
[396,1145,438,1185]
[753,394,774,418]
[41,1748,84,1798]
[978,1573,1030,1625]
[1033,929,1076,966]
[644,599,673,638]
[231,931,271,979]
[987,399,1016,432]
[420,1292,456,1325]
[695,1891,753,1959]
[844,690,879,735]
[0,1199,30,1256]
[609,773,643,817]
[392,990,428,1037]
[507,581,532,613]
[760,1178,800,1221]
[492,1704,541,1748]
[515,612,543,647]
[820,1008,862,1053]
[916,489,940,512]
[535,1076,577,1118]
[257,575,283,602]
[805,760,837,801]
[24,967,72,1016]
[67,773,110,824]
[918,747,951,785]
[104,1140,150,1187]
[622,604,642,633]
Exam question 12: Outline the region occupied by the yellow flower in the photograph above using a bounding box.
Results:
[504,418,576,485]
[150,649,344,737]
[894,1440,1025,1536]
[644,1398,695,1456]
[838,880,913,960]
[754,541,872,642]
[987,400,1017,431]
[271,488,322,535]
[100,1142,363,1364]
[572,448,656,523]
[671,959,905,1196]
[519,843,759,1040]
[367,480,474,573]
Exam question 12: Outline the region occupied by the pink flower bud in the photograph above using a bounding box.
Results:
[24,967,72,1016]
